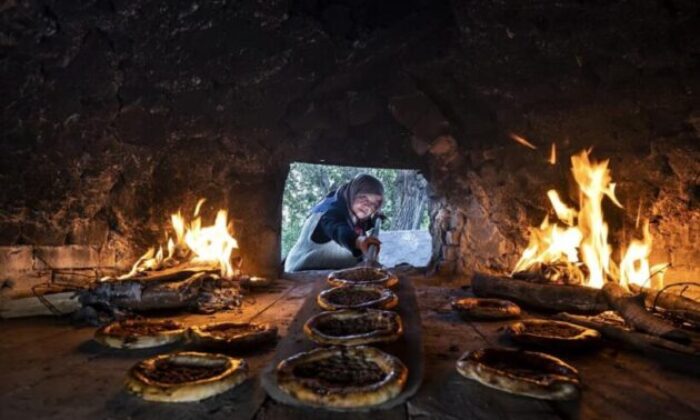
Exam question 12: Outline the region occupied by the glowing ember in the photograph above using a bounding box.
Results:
[509,132,538,150]
[548,143,557,165]
[119,199,239,279]
[513,149,666,290]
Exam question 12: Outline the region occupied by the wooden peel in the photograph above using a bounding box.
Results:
[362,214,384,268]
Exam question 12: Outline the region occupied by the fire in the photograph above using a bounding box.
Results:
[119,199,239,279]
[513,149,665,290]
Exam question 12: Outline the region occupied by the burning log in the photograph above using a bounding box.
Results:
[556,313,700,376]
[114,263,218,284]
[77,271,242,325]
[471,273,608,313]
[602,282,690,344]
[512,261,586,286]
[74,199,248,325]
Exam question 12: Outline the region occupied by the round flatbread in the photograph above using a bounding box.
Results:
[126,351,248,402]
[456,348,580,400]
[452,298,521,321]
[277,346,408,409]
[505,319,601,349]
[327,267,399,289]
[188,322,278,351]
[318,285,398,311]
[94,319,186,349]
[304,309,403,346]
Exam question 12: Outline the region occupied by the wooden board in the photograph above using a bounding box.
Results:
[260,274,424,412]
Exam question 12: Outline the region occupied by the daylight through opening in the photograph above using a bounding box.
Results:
[281,162,432,270]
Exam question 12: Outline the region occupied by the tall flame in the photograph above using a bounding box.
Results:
[513,150,665,290]
[120,199,238,279]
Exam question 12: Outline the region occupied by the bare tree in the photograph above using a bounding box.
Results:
[390,170,427,230]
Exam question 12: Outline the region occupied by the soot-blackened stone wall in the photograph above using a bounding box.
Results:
[1,1,698,296]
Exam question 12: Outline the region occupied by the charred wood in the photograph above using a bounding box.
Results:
[629,283,700,315]
[556,312,700,376]
[602,282,690,344]
[471,273,608,313]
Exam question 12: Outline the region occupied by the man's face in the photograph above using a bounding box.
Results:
[351,193,382,220]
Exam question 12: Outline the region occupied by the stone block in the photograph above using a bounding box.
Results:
[34,246,101,270]
[0,271,52,299]
[0,246,34,275]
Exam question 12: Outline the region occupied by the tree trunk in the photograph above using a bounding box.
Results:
[391,170,427,230]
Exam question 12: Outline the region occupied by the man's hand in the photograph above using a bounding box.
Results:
[355,235,382,255]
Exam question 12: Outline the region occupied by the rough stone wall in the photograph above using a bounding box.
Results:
[1,0,699,295]
[0,0,438,290]
[388,0,700,285]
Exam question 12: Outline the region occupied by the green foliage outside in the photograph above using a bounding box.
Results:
[281,163,429,258]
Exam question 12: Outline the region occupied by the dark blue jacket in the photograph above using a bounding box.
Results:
[310,189,375,257]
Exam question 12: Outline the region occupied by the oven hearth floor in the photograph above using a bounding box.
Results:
[1,271,698,419]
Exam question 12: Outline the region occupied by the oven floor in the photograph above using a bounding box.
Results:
[1,271,698,419]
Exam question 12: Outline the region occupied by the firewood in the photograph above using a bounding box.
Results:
[602,282,690,344]
[90,272,207,311]
[628,284,700,314]
[555,313,696,354]
[555,313,700,375]
[110,262,219,284]
[471,273,608,313]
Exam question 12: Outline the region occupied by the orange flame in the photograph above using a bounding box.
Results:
[619,221,664,289]
[119,199,238,279]
[513,150,665,290]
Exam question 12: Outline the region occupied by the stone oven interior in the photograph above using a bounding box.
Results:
[1,0,699,419]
